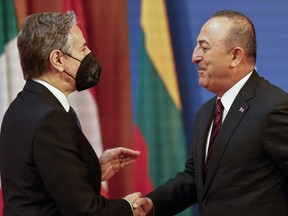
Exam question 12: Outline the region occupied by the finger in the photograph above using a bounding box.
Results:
[133,197,153,215]
[123,192,142,203]
[119,156,136,163]
[126,192,141,199]
[118,155,138,164]
[118,148,141,156]
[132,198,145,208]
[133,192,142,199]
[132,208,144,216]
[120,159,136,168]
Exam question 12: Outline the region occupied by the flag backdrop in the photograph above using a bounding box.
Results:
[1,1,288,216]
[0,0,25,214]
[61,0,108,197]
[138,0,186,193]
[130,1,193,215]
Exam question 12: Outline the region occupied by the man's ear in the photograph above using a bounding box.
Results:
[230,47,244,68]
[49,50,64,71]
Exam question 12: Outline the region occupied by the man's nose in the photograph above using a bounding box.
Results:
[192,48,203,64]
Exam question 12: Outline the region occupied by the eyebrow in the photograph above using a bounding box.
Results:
[79,42,87,49]
[198,40,209,45]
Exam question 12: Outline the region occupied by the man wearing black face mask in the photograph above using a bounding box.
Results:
[0,11,143,216]
[62,52,101,91]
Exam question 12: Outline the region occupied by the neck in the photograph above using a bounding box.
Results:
[38,73,75,97]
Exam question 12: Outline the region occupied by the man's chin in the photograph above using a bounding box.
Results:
[199,79,207,88]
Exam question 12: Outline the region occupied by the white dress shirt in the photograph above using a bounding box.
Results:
[33,79,70,112]
[205,71,253,159]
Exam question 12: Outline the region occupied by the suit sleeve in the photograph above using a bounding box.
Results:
[33,110,132,216]
[147,156,197,216]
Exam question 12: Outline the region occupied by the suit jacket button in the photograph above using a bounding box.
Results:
[203,198,208,205]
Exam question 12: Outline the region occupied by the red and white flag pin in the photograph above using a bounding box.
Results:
[239,107,245,113]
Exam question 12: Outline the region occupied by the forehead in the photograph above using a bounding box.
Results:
[198,17,231,45]
[69,25,86,48]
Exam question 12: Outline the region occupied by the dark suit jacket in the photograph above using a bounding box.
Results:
[147,71,288,216]
[0,80,132,216]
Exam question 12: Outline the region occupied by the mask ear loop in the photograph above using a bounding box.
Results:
[61,52,82,79]
[63,70,76,79]
[62,52,82,62]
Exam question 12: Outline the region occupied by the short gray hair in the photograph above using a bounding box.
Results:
[212,10,257,62]
[17,11,77,80]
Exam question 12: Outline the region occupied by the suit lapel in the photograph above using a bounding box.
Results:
[194,98,215,189]
[203,102,250,190]
[25,80,102,192]
[24,80,63,108]
[202,71,260,197]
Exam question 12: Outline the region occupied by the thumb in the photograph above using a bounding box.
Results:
[123,192,142,203]
[132,197,144,208]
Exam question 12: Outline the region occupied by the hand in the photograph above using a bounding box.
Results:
[123,192,147,216]
[123,192,142,205]
[133,197,154,216]
[99,147,140,181]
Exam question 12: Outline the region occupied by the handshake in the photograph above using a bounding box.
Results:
[124,192,154,216]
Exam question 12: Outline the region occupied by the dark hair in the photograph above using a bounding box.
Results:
[212,10,257,62]
[17,11,77,80]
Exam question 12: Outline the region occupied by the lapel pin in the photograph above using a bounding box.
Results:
[239,107,245,113]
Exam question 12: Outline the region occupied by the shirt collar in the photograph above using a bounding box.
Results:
[33,79,70,112]
[220,70,253,119]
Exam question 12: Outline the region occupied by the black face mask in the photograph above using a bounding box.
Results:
[63,52,102,91]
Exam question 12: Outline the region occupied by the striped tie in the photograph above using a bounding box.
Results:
[205,99,224,175]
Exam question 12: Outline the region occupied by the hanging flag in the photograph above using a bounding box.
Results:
[132,0,194,215]
[0,1,24,124]
[61,0,108,196]
[0,0,25,215]
[77,0,136,198]
[135,0,187,193]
